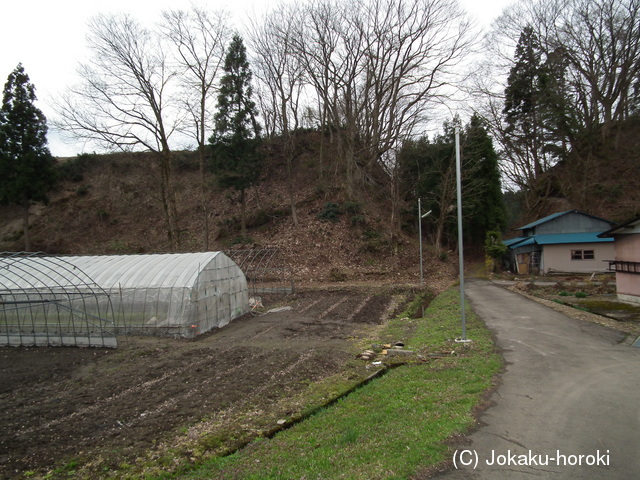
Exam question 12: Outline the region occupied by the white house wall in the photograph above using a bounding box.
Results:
[542,243,615,274]
[614,234,640,259]
[612,235,640,303]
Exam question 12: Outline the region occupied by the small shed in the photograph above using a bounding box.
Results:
[0,252,249,347]
[599,216,640,304]
[505,210,616,274]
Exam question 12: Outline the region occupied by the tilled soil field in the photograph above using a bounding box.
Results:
[0,289,404,479]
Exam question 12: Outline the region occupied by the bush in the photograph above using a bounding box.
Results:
[231,236,254,246]
[317,202,342,222]
[216,217,240,239]
[248,209,271,229]
[76,185,90,197]
[360,230,389,253]
[350,214,366,227]
[484,230,508,260]
[315,201,366,226]
[342,201,362,215]
[57,153,95,182]
[329,267,347,282]
[173,152,199,172]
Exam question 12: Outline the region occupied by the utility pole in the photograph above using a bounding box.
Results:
[455,126,470,343]
[418,198,431,286]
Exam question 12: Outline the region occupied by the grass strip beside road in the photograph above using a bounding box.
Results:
[179,288,502,480]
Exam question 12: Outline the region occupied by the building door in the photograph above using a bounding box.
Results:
[517,253,530,274]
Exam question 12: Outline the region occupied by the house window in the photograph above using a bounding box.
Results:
[571,250,595,260]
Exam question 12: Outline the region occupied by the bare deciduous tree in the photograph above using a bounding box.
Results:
[249,4,307,225]
[289,0,366,198]
[55,14,182,250]
[278,0,472,232]
[554,0,640,137]
[161,7,231,250]
[356,0,473,231]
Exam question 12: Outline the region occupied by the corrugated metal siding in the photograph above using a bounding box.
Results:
[517,210,614,235]
[518,211,570,230]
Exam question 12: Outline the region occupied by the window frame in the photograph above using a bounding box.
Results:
[571,249,595,261]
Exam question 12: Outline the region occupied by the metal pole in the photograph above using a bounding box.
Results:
[455,126,468,341]
[419,198,423,285]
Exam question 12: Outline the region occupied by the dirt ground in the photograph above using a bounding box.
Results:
[0,289,404,479]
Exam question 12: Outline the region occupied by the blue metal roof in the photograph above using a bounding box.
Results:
[503,237,536,248]
[503,236,529,247]
[533,233,613,245]
[504,232,613,250]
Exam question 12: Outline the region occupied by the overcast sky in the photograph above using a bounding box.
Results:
[0,0,513,157]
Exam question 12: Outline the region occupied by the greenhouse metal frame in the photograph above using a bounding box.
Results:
[0,252,117,347]
[225,248,294,294]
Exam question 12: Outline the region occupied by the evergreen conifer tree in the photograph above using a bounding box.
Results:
[0,64,56,251]
[503,26,547,176]
[463,114,506,245]
[210,35,263,241]
[399,115,505,254]
[502,26,569,213]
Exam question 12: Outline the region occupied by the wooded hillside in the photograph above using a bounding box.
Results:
[0,119,637,286]
[0,135,461,287]
[2,0,639,284]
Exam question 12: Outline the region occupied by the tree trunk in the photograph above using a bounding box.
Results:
[22,203,31,252]
[340,126,357,201]
[199,145,209,251]
[240,188,247,240]
[289,187,299,226]
[159,151,180,251]
[285,135,299,227]
[434,217,446,258]
[318,103,328,196]
[389,168,402,241]
[158,166,173,248]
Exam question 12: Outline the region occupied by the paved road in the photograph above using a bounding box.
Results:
[437,279,640,479]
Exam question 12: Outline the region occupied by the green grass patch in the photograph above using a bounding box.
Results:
[180,288,501,480]
[579,300,640,312]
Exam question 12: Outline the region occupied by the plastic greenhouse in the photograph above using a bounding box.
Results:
[0,252,249,347]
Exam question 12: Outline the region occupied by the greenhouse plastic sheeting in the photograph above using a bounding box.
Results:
[1,252,249,341]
